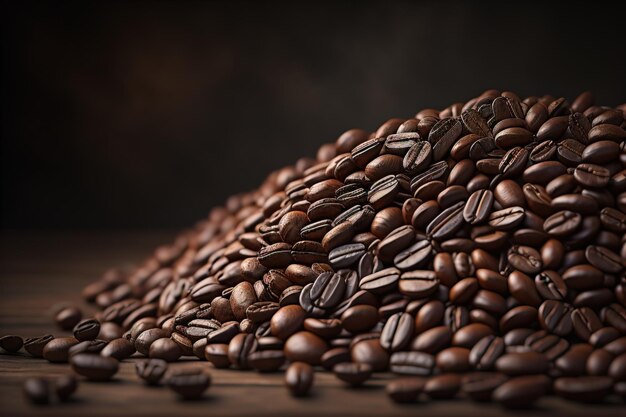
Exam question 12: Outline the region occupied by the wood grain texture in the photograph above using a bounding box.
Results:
[0,232,623,416]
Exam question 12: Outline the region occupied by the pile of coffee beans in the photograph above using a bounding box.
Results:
[5,90,626,408]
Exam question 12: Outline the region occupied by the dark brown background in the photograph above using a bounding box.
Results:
[2,0,625,229]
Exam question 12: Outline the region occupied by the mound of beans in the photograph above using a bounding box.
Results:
[23,90,626,407]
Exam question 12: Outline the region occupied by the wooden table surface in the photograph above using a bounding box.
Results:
[0,231,624,416]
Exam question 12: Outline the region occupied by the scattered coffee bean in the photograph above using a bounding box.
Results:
[135,358,168,385]
[23,378,49,405]
[285,361,314,397]
[0,335,23,353]
[55,307,82,330]
[54,375,78,402]
[70,353,119,381]
[166,369,211,400]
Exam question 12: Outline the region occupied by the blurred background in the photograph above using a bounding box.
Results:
[2,0,625,230]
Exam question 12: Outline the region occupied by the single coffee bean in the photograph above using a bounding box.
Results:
[136,358,168,385]
[469,335,505,370]
[495,351,549,375]
[461,372,509,402]
[23,334,54,358]
[333,362,373,386]
[386,377,427,403]
[284,331,327,365]
[23,378,49,405]
[436,347,471,373]
[380,312,413,352]
[55,306,82,330]
[166,369,211,400]
[398,270,439,298]
[341,305,379,334]
[247,350,285,372]
[390,351,435,376]
[204,343,230,368]
[73,319,101,342]
[68,339,107,356]
[285,362,314,397]
[492,374,550,408]
[411,326,451,354]
[554,376,613,403]
[42,337,80,363]
[463,189,494,224]
[423,373,462,399]
[70,353,119,381]
[228,333,257,369]
[538,300,573,336]
[0,335,23,353]
[555,343,594,376]
[574,163,610,188]
[54,375,78,402]
[149,338,181,362]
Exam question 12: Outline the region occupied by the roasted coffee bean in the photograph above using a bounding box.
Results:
[386,377,427,403]
[228,333,257,369]
[333,362,373,386]
[462,372,509,402]
[246,301,280,323]
[136,358,168,385]
[329,243,365,269]
[574,163,610,188]
[247,350,285,372]
[359,267,400,294]
[586,245,623,273]
[341,305,379,333]
[555,343,594,376]
[436,347,470,373]
[492,375,550,408]
[426,201,465,240]
[495,351,549,375]
[403,141,432,174]
[507,245,542,274]
[380,312,413,352]
[398,270,438,298]
[554,376,613,403]
[309,271,346,309]
[285,362,314,397]
[394,240,433,270]
[166,369,211,400]
[73,319,101,342]
[469,336,505,370]
[463,189,494,224]
[24,334,54,358]
[390,351,435,376]
[68,339,107,356]
[535,270,567,301]
[42,337,80,363]
[284,331,327,365]
[488,207,525,230]
[0,335,23,353]
[55,307,82,330]
[423,373,462,399]
[149,338,181,362]
[135,328,168,356]
[351,338,388,372]
[54,375,78,402]
[70,353,119,381]
[538,300,573,336]
[23,378,49,405]
[204,343,230,368]
[429,118,463,161]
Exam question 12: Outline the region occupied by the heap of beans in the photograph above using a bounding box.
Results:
[51,91,626,406]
